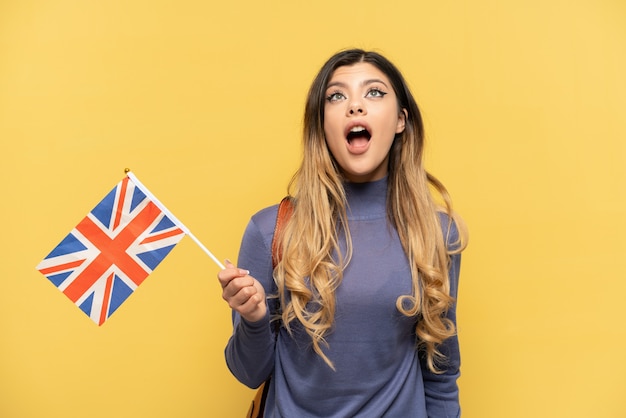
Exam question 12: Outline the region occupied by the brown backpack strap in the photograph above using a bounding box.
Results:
[271,197,293,269]
[248,197,293,418]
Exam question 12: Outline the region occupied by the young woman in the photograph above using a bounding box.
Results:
[218,49,468,417]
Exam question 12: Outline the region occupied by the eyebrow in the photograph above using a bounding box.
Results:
[325,78,390,90]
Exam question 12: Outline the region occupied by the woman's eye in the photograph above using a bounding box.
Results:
[366,88,387,98]
[326,92,345,102]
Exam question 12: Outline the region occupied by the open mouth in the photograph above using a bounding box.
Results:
[346,126,372,145]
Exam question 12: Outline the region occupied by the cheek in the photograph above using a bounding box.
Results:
[324,133,341,158]
[323,116,343,143]
[323,127,343,161]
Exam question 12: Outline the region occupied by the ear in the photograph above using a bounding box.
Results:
[396,108,407,134]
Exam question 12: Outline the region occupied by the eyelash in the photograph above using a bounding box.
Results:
[326,91,344,102]
[325,88,388,102]
[366,88,387,98]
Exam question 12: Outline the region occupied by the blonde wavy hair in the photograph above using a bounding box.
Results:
[273,49,468,373]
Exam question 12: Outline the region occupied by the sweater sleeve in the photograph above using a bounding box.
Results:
[224,212,277,389]
[420,217,463,417]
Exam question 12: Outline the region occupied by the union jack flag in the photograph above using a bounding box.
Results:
[36,175,185,325]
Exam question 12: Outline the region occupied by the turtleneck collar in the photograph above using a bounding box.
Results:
[343,176,388,220]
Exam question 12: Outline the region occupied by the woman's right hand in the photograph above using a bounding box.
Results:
[217,260,267,323]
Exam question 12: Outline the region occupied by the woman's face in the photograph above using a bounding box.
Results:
[323,62,406,183]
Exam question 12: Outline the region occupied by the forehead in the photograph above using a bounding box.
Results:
[327,62,391,87]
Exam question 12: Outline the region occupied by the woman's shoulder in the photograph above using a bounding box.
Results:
[239,202,281,260]
[248,202,281,236]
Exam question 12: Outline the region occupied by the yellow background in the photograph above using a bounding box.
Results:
[1,1,625,417]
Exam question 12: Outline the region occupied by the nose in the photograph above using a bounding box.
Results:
[347,101,366,116]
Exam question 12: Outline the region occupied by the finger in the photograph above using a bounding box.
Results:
[218,271,245,289]
[224,258,250,273]
[236,295,265,318]
[225,280,260,308]
[217,261,250,288]
[222,259,250,278]
[221,275,254,300]
[232,287,267,316]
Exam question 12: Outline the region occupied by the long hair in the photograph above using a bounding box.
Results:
[274,49,468,373]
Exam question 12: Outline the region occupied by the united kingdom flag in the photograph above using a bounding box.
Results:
[36,175,185,325]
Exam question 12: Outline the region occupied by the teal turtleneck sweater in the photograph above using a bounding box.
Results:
[225,177,462,417]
